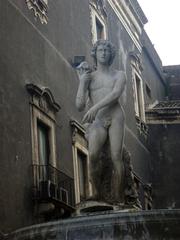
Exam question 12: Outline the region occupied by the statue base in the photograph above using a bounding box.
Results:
[75,201,114,215]
[9,209,180,239]
[74,200,141,216]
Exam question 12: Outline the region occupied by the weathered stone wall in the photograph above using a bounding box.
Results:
[141,30,166,105]
[0,0,92,232]
[149,124,180,209]
[163,65,180,100]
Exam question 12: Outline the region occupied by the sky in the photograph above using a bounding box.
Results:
[137,0,180,66]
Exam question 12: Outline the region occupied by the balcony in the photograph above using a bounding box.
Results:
[32,164,75,214]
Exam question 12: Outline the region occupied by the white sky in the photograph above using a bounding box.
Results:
[137,0,180,66]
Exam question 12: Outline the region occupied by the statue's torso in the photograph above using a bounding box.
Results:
[89,70,125,121]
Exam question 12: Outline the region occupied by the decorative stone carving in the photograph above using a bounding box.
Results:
[70,120,87,147]
[90,0,107,18]
[123,148,141,208]
[26,0,48,24]
[143,183,153,210]
[129,51,143,72]
[26,83,60,114]
[146,100,180,124]
[136,117,149,137]
[89,0,108,44]
[75,40,127,205]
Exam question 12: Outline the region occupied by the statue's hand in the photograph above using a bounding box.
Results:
[79,72,91,88]
[82,106,98,123]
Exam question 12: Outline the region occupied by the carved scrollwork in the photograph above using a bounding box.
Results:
[90,0,107,18]
[38,95,49,113]
[129,51,143,72]
[26,0,48,24]
[123,147,142,208]
[26,83,60,114]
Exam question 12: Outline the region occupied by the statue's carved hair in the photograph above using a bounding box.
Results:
[91,40,116,66]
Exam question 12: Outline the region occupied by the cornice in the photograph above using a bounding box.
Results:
[128,0,148,25]
[26,83,61,112]
[70,119,85,135]
[107,0,142,52]
[90,0,107,18]
[146,100,180,124]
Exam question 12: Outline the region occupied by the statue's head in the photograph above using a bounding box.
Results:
[91,40,116,66]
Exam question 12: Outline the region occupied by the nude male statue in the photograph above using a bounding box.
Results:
[76,40,126,201]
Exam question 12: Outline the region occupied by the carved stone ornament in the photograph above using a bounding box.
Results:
[26,83,60,113]
[129,51,143,72]
[90,0,107,18]
[136,116,149,137]
[123,147,141,208]
[26,0,48,24]
[70,120,87,147]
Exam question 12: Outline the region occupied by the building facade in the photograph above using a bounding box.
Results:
[0,0,178,233]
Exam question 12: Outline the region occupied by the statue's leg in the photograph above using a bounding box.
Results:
[88,122,107,198]
[109,116,125,201]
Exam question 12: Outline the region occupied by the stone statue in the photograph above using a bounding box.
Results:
[76,40,126,203]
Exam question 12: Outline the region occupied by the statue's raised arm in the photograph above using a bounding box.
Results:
[76,62,91,112]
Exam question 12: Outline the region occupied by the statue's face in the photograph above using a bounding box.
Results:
[96,44,111,65]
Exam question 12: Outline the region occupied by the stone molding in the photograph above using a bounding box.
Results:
[26,83,60,114]
[129,51,143,72]
[89,0,108,43]
[107,0,142,52]
[70,120,91,204]
[146,100,180,124]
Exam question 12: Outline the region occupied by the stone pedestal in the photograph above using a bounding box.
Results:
[8,209,180,240]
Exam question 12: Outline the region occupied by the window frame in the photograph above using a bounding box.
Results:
[132,68,145,122]
[37,120,50,166]
[31,104,57,168]
[90,3,107,44]
[26,84,60,169]
[71,120,92,204]
[73,142,91,203]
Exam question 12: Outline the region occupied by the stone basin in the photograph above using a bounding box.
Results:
[7,209,180,240]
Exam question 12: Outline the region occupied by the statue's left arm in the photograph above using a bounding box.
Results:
[82,71,126,123]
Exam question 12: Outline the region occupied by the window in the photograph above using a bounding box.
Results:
[71,120,92,204]
[77,149,88,200]
[132,72,145,122]
[37,121,50,166]
[96,17,105,40]
[26,84,75,214]
[90,2,107,43]
[26,84,60,167]
[31,106,57,168]
[73,142,91,203]
[145,83,152,99]
[130,53,148,136]
[37,121,50,181]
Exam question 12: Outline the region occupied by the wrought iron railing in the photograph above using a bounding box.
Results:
[32,164,75,208]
